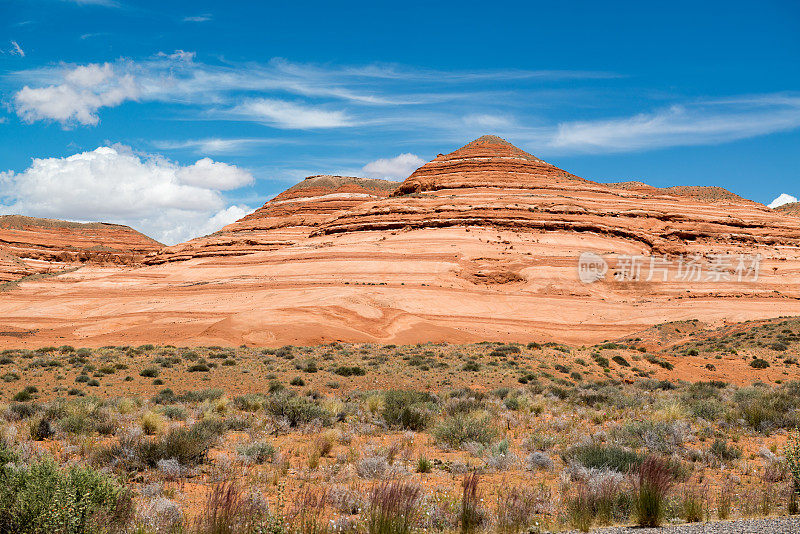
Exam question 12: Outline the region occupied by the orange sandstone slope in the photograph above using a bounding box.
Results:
[145,175,398,264]
[2,135,800,348]
[0,215,162,283]
[775,202,800,217]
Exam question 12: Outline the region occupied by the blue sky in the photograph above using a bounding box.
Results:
[1,0,799,243]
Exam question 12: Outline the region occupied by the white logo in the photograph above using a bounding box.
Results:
[578,252,608,284]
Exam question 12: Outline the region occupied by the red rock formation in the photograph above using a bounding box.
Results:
[393,135,587,194]
[5,135,800,348]
[314,137,800,256]
[145,175,398,264]
[775,202,800,216]
[0,215,162,282]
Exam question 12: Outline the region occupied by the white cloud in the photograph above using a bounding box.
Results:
[175,157,253,189]
[152,137,290,155]
[362,153,425,179]
[13,62,139,126]
[9,41,25,57]
[234,98,353,129]
[183,14,212,22]
[62,0,121,7]
[0,145,254,244]
[462,114,513,129]
[768,193,798,209]
[195,205,251,236]
[548,96,800,153]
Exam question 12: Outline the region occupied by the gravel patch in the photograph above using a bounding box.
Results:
[561,516,800,533]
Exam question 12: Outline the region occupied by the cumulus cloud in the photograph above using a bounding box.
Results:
[0,145,253,244]
[13,62,139,126]
[362,153,425,179]
[233,99,353,129]
[768,193,798,209]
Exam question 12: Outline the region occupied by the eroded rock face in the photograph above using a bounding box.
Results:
[4,135,800,348]
[775,202,800,217]
[314,138,800,256]
[145,175,398,264]
[0,215,162,282]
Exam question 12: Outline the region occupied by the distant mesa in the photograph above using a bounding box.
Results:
[0,214,162,282]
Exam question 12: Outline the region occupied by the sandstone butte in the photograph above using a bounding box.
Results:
[2,134,800,349]
[0,215,162,283]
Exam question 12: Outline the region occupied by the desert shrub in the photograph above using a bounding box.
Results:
[290,377,306,386]
[735,386,800,431]
[785,429,800,504]
[459,473,484,534]
[382,390,433,431]
[141,410,166,435]
[237,441,276,464]
[611,355,630,367]
[416,456,432,473]
[266,393,331,427]
[564,443,642,473]
[0,453,133,533]
[461,361,481,372]
[194,480,265,534]
[750,358,770,369]
[159,405,187,420]
[287,486,327,534]
[565,482,595,532]
[644,354,674,370]
[681,484,705,523]
[234,393,266,412]
[29,417,54,441]
[494,485,541,534]
[13,386,37,402]
[333,365,366,377]
[614,419,687,454]
[434,414,496,449]
[593,355,610,368]
[525,451,553,470]
[130,419,224,469]
[710,438,741,461]
[139,367,159,378]
[632,456,674,527]
[367,481,421,534]
[179,388,223,403]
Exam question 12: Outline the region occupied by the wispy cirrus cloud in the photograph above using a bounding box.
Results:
[231,98,354,129]
[546,94,800,153]
[61,0,122,7]
[153,137,293,155]
[183,14,212,22]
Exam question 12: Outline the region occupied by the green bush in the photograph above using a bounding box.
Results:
[433,413,496,448]
[564,443,643,473]
[382,390,433,431]
[333,365,366,376]
[236,441,276,464]
[750,358,770,369]
[266,393,331,427]
[612,355,630,367]
[0,450,132,533]
[139,367,159,378]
